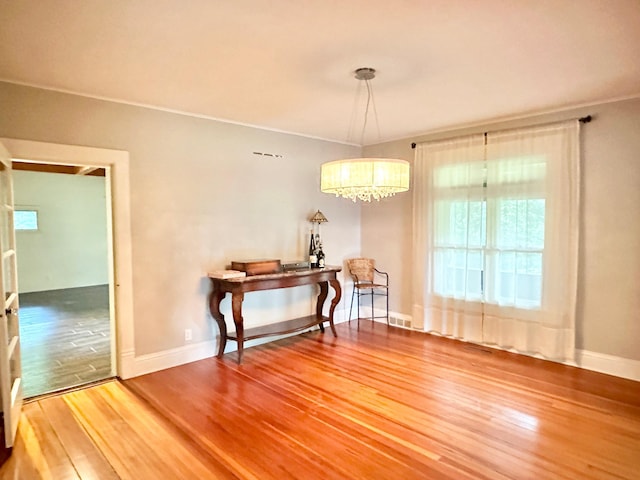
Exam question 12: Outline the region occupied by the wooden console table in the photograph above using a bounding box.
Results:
[208,266,342,363]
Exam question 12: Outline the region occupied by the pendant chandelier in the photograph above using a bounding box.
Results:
[321,67,410,202]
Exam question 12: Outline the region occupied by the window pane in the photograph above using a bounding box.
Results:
[496,199,545,249]
[433,249,462,297]
[497,200,517,247]
[15,210,38,230]
[433,248,483,299]
[450,203,468,246]
[525,199,545,248]
[515,253,542,306]
[496,252,515,303]
[466,250,484,298]
[434,201,453,245]
[493,251,541,308]
[468,201,486,247]
[434,249,464,297]
[435,200,486,247]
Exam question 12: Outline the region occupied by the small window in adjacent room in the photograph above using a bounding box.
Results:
[14,210,39,231]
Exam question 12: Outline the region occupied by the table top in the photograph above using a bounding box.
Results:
[208,265,341,283]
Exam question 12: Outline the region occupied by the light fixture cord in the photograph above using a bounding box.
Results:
[369,78,382,143]
[360,79,372,145]
[360,78,382,146]
[347,80,364,144]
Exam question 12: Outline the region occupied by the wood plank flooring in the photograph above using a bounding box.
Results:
[2,321,639,479]
[19,285,112,398]
[0,381,232,479]
[125,322,640,479]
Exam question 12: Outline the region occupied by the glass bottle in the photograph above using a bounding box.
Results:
[317,242,325,268]
[308,229,317,268]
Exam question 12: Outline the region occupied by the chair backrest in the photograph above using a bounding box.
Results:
[347,258,375,283]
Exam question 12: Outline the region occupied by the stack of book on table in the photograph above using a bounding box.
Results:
[208,270,247,279]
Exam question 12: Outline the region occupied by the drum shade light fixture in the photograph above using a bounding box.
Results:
[321,68,410,202]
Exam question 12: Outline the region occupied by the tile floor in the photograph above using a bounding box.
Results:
[18,285,112,398]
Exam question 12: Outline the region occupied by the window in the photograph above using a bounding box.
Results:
[431,157,546,309]
[413,121,579,360]
[433,200,486,301]
[14,210,38,231]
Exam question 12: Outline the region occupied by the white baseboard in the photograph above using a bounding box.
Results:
[119,341,217,379]
[575,349,640,382]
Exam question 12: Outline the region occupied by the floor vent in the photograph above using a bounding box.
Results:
[388,316,412,330]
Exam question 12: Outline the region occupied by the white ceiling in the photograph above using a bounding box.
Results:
[2,0,640,145]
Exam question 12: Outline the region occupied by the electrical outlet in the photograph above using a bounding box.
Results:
[184,329,192,342]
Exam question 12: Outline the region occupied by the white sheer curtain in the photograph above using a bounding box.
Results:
[412,121,579,361]
[412,134,486,340]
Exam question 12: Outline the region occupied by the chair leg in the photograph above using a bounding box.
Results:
[370,289,374,322]
[349,286,356,323]
[386,288,389,325]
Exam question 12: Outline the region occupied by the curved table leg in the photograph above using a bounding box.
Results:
[328,278,342,336]
[208,281,228,358]
[232,292,245,364]
[316,281,328,333]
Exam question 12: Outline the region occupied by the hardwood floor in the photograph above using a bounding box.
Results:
[0,381,232,479]
[19,285,112,398]
[2,321,639,479]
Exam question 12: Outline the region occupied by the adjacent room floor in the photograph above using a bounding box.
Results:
[19,285,112,398]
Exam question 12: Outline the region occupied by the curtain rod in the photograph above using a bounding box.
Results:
[410,115,593,149]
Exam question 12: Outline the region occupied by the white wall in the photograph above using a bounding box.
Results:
[362,97,640,364]
[0,81,361,358]
[13,170,109,293]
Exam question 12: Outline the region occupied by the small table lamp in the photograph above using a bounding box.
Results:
[309,210,328,246]
[309,210,328,225]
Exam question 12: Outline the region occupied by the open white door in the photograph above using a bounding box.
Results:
[0,141,22,451]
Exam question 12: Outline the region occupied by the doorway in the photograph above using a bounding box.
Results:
[13,166,112,398]
[0,138,134,384]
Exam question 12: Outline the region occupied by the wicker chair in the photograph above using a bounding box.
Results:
[346,258,389,324]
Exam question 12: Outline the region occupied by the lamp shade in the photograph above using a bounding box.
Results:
[309,210,328,224]
[321,158,410,202]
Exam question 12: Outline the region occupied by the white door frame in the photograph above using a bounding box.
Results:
[0,141,23,447]
[0,138,136,379]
